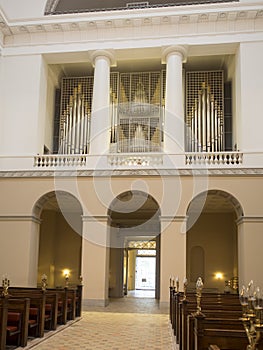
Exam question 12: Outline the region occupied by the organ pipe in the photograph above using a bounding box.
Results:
[187,82,224,153]
[59,84,91,154]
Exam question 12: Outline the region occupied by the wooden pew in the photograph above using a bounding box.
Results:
[187,309,243,350]
[172,292,242,350]
[0,297,8,350]
[8,288,46,338]
[0,284,81,348]
[193,315,249,350]
[178,293,241,350]
[181,296,242,350]
[75,285,83,317]
[7,298,30,347]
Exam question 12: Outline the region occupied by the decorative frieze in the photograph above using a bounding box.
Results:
[1,167,263,178]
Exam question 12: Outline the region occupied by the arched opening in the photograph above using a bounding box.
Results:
[33,191,83,288]
[186,190,243,292]
[108,190,161,299]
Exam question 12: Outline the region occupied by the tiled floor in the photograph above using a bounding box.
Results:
[18,292,177,350]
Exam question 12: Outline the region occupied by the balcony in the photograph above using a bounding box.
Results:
[2,150,263,175]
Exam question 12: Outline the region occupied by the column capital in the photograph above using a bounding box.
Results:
[162,45,188,64]
[89,50,116,67]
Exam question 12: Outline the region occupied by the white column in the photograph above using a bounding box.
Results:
[159,216,187,306]
[81,215,110,307]
[237,216,263,290]
[0,216,40,287]
[162,46,187,154]
[89,50,115,155]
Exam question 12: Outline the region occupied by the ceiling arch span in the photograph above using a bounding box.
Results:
[32,190,83,219]
[186,189,244,231]
[44,0,238,15]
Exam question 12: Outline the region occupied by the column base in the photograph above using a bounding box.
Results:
[82,298,109,309]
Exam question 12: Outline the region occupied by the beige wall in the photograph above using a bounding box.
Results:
[0,174,263,303]
[128,250,136,291]
[187,213,237,292]
[38,210,82,288]
[0,55,47,155]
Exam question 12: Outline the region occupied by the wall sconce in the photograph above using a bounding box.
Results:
[63,269,70,287]
[215,272,223,280]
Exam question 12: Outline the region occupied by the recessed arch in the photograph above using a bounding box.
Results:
[34,191,83,288]
[186,189,243,230]
[108,189,161,228]
[108,190,161,300]
[186,189,241,292]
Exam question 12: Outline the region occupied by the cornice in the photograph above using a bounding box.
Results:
[0,3,262,42]
[1,168,263,178]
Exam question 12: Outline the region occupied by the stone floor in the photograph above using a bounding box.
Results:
[17,291,177,350]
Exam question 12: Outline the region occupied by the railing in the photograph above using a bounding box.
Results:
[108,153,163,167]
[185,152,243,166]
[34,155,87,167]
[33,152,243,168]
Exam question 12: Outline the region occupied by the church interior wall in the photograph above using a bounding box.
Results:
[187,212,237,293]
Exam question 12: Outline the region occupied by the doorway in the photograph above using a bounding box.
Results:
[108,190,161,300]
[136,256,156,290]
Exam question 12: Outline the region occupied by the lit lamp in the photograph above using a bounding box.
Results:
[239,281,263,350]
[215,272,223,280]
[63,269,70,288]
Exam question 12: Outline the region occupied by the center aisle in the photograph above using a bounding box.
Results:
[20,295,176,350]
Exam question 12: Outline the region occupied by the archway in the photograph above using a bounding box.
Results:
[186,190,243,292]
[33,191,83,288]
[108,190,161,299]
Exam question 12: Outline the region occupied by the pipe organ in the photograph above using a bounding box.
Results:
[59,77,93,154]
[186,71,224,152]
[110,71,163,153]
[57,70,225,155]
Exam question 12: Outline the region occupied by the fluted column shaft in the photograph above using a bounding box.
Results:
[90,51,114,155]
[162,46,187,154]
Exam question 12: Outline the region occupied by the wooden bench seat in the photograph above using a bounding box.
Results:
[6,297,30,348]
[0,284,82,350]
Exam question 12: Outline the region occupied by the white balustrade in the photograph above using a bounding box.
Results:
[108,153,163,167]
[34,155,87,167]
[185,152,243,166]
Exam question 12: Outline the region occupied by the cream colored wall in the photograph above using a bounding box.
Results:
[0,219,39,287]
[128,250,136,290]
[109,248,124,297]
[43,64,55,153]
[0,175,263,303]
[160,218,186,303]
[187,213,237,292]
[238,218,263,290]
[82,218,110,306]
[236,41,263,151]
[0,54,47,155]
[38,210,56,287]
[38,210,82,288]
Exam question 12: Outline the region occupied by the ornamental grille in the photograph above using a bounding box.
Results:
[112,71,163,153]
[59,77,93,154]
[185,70,224,152]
